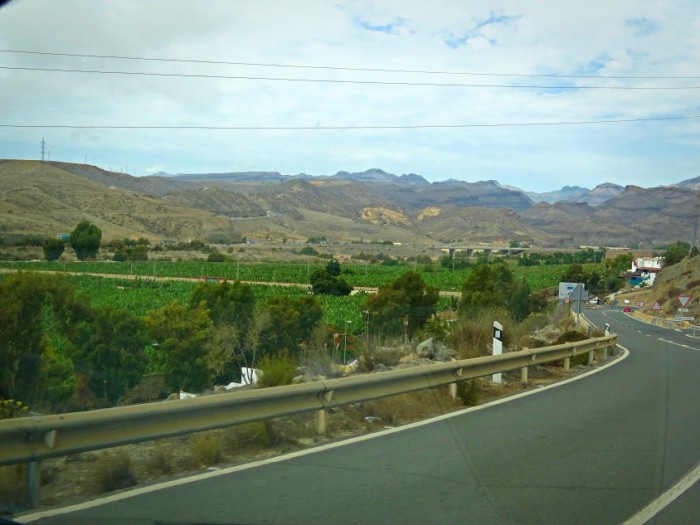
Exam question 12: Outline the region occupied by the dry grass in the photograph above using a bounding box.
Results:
[189,433,224,467]
[360,388,461,426]
[94,452,137,493]
[0,464,26,512]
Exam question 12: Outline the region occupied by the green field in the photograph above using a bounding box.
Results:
[0,260,599,332]
[0,260,599,292]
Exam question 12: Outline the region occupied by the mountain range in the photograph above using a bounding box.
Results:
[0,160,698,249]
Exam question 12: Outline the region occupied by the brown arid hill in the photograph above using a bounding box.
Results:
[1,159,698,247]
[0,160,239,241]
[414,206,551,245]
[618,252,700,320]
[161,187,265,218]
[520,186,699,247]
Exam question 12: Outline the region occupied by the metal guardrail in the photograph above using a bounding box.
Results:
[0,334,616,469]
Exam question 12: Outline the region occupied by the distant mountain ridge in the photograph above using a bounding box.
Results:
[524,185,589,204]
[161,168,659,207]
[0,160,697,247]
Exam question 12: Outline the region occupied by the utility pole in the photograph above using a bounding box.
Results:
[40,137,46,161]
[692,198,700,250]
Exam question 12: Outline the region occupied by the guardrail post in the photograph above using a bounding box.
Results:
[563,357,570,372]
[27,461,40,508]
[520,366,528,386]
[317,389,334,435]
[588,350,594,366]
[316,409,327,435]
[450,368,463,399]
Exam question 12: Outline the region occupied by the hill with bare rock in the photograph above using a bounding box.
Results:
[620,252,700,320]
[0,159,697,247]
[0,160,240,241]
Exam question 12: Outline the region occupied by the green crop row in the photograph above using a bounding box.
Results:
[0,260,600,293]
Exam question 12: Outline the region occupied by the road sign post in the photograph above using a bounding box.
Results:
[571,284,586,326]
[678,295,693,308]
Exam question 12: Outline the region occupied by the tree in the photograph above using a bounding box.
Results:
[663,241,690,266]
[459,262,534,321]
[190,280,255,327]
[259,296,323,357]
[310,260,352,296]
[560,264,587,284]
[70,307,148,405]
[600,253,634,292]
[459,264,504,313]
[0,272,89,406]
[144,301,213,393]
[325,259,341,276]
[69,220,102,260]
[42,237,65,261]
[310,269,353,296]
[207,312,268,384]
[207,250,226,262]
[440,253,471,270]
[365,271,439,338]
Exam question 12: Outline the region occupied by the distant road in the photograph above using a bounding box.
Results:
[19,307,699,524]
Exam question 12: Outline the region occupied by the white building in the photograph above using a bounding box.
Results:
[628,257,663,286]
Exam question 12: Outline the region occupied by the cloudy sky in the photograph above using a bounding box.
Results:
[0,0,699,191]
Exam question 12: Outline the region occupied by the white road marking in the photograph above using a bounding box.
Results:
[621,461,700,525]
[17,349,631,523]
[657,338,698,351]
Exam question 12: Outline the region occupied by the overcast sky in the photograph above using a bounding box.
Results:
[0,0,699,191]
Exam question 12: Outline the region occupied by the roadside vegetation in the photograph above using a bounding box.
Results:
[1,237,644,511]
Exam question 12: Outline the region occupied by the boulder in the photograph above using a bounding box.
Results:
[416,337,455,361]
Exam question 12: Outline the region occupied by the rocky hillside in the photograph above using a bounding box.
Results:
[0,160,697,247]
[621,252,700,320]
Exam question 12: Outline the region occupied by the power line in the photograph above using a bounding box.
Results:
[1,48,699,80]
[2,115,698,131]
[2,65,698,90]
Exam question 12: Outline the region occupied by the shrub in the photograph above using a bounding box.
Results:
[190,432,223,466]
[144,444,175,476]
[667,287,682,300]
[552,331,589,345]
[552,331,590,366]
[0,399,29,420]
[257,351,297,388]
[42,237,65,261]
[298,246,320,256]
[95,453,137,493]
[361,389,457,425]
[448,309,513,359]
[456,380,481,406]
[207,251,226,262]
[112,248,128,262]
[69,220,102,260]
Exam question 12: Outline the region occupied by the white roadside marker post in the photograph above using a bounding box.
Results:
[492,321,503,384]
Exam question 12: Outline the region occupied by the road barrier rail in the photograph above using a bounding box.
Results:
[0,334,617,469]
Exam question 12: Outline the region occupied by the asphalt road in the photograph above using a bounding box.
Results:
[20,308,700,525]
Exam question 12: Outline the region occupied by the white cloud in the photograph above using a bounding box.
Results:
[0,0,698,191]
[145,165,164,175]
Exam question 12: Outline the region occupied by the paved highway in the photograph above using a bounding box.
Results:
[20,308,699,525]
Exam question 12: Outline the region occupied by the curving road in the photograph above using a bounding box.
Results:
[19,307,699,525]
